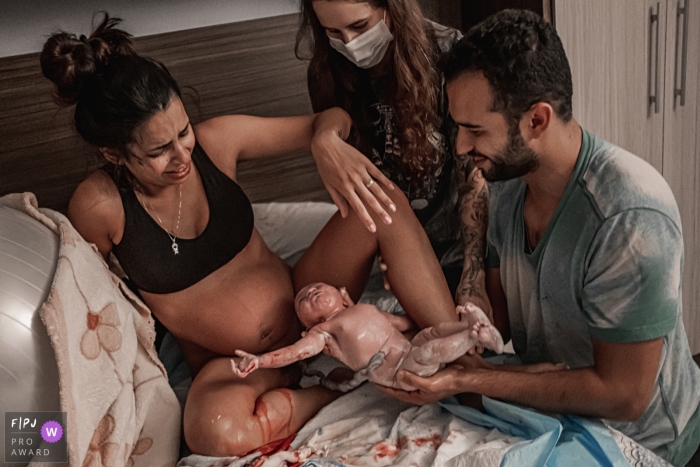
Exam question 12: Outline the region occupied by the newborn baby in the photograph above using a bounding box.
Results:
[231,282,504,391]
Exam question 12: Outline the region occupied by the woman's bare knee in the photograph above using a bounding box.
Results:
[338,186,412,233]
[253,388,295,443]
[384,185,411,211]
[366,187,413,228]
[185,411,255,457]
[184,388,297,457]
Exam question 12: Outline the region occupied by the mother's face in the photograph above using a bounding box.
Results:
[313,1,390,44]
[104,96,195,191]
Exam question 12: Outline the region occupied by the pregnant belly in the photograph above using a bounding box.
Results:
[143,244,302,362]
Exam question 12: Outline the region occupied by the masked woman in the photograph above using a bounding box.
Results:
[295,0,491,314]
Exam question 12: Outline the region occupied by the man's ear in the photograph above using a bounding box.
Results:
[523,102,553,140]
[339,287,355,307]
[101,148,125,166]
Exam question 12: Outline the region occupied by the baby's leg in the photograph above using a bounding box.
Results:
[405,310,505,372]
[305,351,386,392]
[458,303,505,353]
[457,303,491,327]
[411,322,476,347]
[397,330,475,390]
[407,324,480,368]
[184,357,340,457]
[475,324,505,353]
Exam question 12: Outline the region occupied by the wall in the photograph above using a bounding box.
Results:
[0,0,300,58]
[461,0,551,32]
[0,14,326,212]
[417,0,463,30]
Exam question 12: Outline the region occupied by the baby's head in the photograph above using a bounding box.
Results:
[295,282,347,328]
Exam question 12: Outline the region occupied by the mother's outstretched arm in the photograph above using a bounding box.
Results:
[195,107,395,231]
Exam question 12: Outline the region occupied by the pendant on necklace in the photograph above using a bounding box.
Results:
[172,242,180,255]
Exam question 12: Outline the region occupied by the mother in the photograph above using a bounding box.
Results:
[40,15,458,456]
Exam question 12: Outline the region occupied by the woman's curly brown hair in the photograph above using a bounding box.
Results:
[296,0,442,186]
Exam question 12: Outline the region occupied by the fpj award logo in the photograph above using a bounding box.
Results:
[5,412,68,463]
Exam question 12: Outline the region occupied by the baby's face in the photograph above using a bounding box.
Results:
[295,283,344,328]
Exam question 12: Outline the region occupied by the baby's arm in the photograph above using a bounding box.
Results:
[231,329,329,378]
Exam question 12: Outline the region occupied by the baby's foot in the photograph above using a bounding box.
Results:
[458,303,491,327]
[457,304,504,354]
[477,325,505,354]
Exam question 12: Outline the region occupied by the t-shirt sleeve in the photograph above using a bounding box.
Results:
[580,209,681,342]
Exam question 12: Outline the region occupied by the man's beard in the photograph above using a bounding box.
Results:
[474,127,539,182]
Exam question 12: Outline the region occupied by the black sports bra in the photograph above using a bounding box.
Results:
[112,142,254,294]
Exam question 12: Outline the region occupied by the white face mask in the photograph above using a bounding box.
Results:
[327,11,394,69]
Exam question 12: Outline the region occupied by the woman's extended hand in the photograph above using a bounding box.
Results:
[311,129,396,233]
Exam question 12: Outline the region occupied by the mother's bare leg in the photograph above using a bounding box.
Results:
[183,358,340,457]
[293,188,456,329]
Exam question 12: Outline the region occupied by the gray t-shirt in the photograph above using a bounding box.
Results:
[486,130,700,462]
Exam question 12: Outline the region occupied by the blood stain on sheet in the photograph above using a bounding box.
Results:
[400,434,442,449]
[372,441,399,461]
[398,436,409,449]
[338,454,360,464]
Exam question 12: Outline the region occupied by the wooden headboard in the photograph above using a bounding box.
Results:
[0,13,329,213]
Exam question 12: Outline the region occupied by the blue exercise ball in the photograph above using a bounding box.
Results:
[0,206,61,440]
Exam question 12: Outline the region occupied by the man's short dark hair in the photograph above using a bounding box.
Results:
[441,9,573,126]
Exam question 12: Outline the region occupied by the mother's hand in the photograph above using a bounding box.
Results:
[311,130,396,232]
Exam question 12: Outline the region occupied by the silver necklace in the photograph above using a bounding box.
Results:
[137,184,182,255]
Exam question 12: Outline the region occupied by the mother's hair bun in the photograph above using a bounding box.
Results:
[40,13,136,105]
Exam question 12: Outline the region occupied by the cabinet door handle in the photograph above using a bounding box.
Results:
[648,2,661,114]
[673,0,689,107]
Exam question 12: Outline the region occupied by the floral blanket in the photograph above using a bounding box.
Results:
[1,193,181,467]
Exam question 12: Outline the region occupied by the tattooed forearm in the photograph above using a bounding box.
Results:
[456,165,492,320]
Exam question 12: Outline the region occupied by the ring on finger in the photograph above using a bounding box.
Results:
[365,178,375,189]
